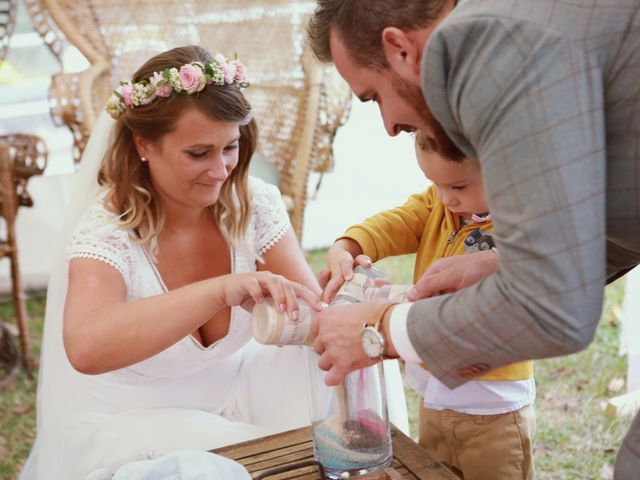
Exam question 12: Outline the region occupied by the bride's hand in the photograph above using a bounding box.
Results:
[218,272,322,318]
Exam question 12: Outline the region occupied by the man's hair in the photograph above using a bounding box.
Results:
[308,0,448,69]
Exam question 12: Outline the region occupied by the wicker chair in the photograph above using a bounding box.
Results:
[0,137,47,376]
[0,0,49,377]
[24,0,352,239]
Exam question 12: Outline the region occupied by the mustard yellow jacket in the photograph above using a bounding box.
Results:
[342,186,533,381]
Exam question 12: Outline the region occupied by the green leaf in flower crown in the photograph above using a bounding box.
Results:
[114,90,124,101]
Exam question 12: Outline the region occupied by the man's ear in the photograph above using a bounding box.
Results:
[381,27,422,77]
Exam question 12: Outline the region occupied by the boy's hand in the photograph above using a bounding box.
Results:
[407,249,499,300]
[320,239,367,303]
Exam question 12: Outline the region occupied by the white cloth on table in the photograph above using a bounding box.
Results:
[86,450,251,480]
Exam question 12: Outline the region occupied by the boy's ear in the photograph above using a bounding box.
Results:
[381,27,422,77]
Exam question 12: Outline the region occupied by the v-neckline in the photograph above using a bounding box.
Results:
[141,244,236,351]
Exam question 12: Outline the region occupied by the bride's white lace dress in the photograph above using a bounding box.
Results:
[20,176,408,480]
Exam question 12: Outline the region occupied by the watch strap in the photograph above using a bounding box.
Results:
[366,303,397,329]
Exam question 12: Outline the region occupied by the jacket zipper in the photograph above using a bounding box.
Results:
[443,223,480,257]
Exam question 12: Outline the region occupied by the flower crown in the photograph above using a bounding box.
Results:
[105,53,249,119]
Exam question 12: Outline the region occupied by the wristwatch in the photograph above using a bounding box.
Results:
[361,322,386,359]
[361,304,395,359]
[360,302,397,359]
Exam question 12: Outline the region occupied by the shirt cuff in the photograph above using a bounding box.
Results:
[389,302,422,363]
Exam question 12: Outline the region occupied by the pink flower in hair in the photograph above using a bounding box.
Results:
[179,64,206,94]
[214,53,227,66]
[117,82,134,108]
[222,63,237,84]
[150,71,173,97]
[233,61,247,84]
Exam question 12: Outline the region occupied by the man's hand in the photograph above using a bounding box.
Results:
[407,249,499,301]
[311,303,381,385]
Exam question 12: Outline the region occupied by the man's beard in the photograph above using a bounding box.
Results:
[392,71,466,162]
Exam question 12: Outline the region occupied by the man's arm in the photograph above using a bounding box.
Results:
[412,13,606,388]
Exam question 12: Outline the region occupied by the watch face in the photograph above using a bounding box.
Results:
[361,326,384,358]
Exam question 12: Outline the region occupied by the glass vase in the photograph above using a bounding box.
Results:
[305,350,392,478]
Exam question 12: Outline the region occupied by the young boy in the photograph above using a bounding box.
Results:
[324,133,536,479]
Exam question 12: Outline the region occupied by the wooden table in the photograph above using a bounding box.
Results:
[213,425,460,479]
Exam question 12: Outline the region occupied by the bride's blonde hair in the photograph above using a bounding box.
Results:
[98,46,257,256]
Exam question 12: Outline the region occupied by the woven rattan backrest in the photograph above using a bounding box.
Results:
[0,0,17,63]
[29,0,351,176]
[24,0,351,236]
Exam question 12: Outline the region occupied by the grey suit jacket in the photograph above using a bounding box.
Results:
[411,0,640,387]
[412,2,640,471]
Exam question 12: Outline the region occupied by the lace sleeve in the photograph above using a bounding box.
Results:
[249,176,292,255]
[66,197,133,287]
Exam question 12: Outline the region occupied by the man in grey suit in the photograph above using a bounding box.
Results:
[307,0,640,476]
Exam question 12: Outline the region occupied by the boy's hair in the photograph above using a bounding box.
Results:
[416,131,466,163]
[308,0,448,70]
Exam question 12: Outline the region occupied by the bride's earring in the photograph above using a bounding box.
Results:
[141,156,148,162]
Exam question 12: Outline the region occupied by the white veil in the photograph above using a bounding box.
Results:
[20,112,116,480]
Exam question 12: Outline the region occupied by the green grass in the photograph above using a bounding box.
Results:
[0,294,44,479]
[0,253,633,479]
[532,280,631,479]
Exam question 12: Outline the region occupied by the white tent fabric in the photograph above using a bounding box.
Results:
[620,267,640,392]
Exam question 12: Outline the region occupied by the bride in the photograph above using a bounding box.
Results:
[20,45,407,480]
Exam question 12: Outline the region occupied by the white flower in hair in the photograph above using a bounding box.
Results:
[168,68,183,93]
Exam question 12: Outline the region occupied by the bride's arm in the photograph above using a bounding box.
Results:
[258,230,322,297]
[63,258,320,375]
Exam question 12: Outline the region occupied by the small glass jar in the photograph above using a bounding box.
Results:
[335,266,411,305]
[364,283,411,303]
[251,300,316,346]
